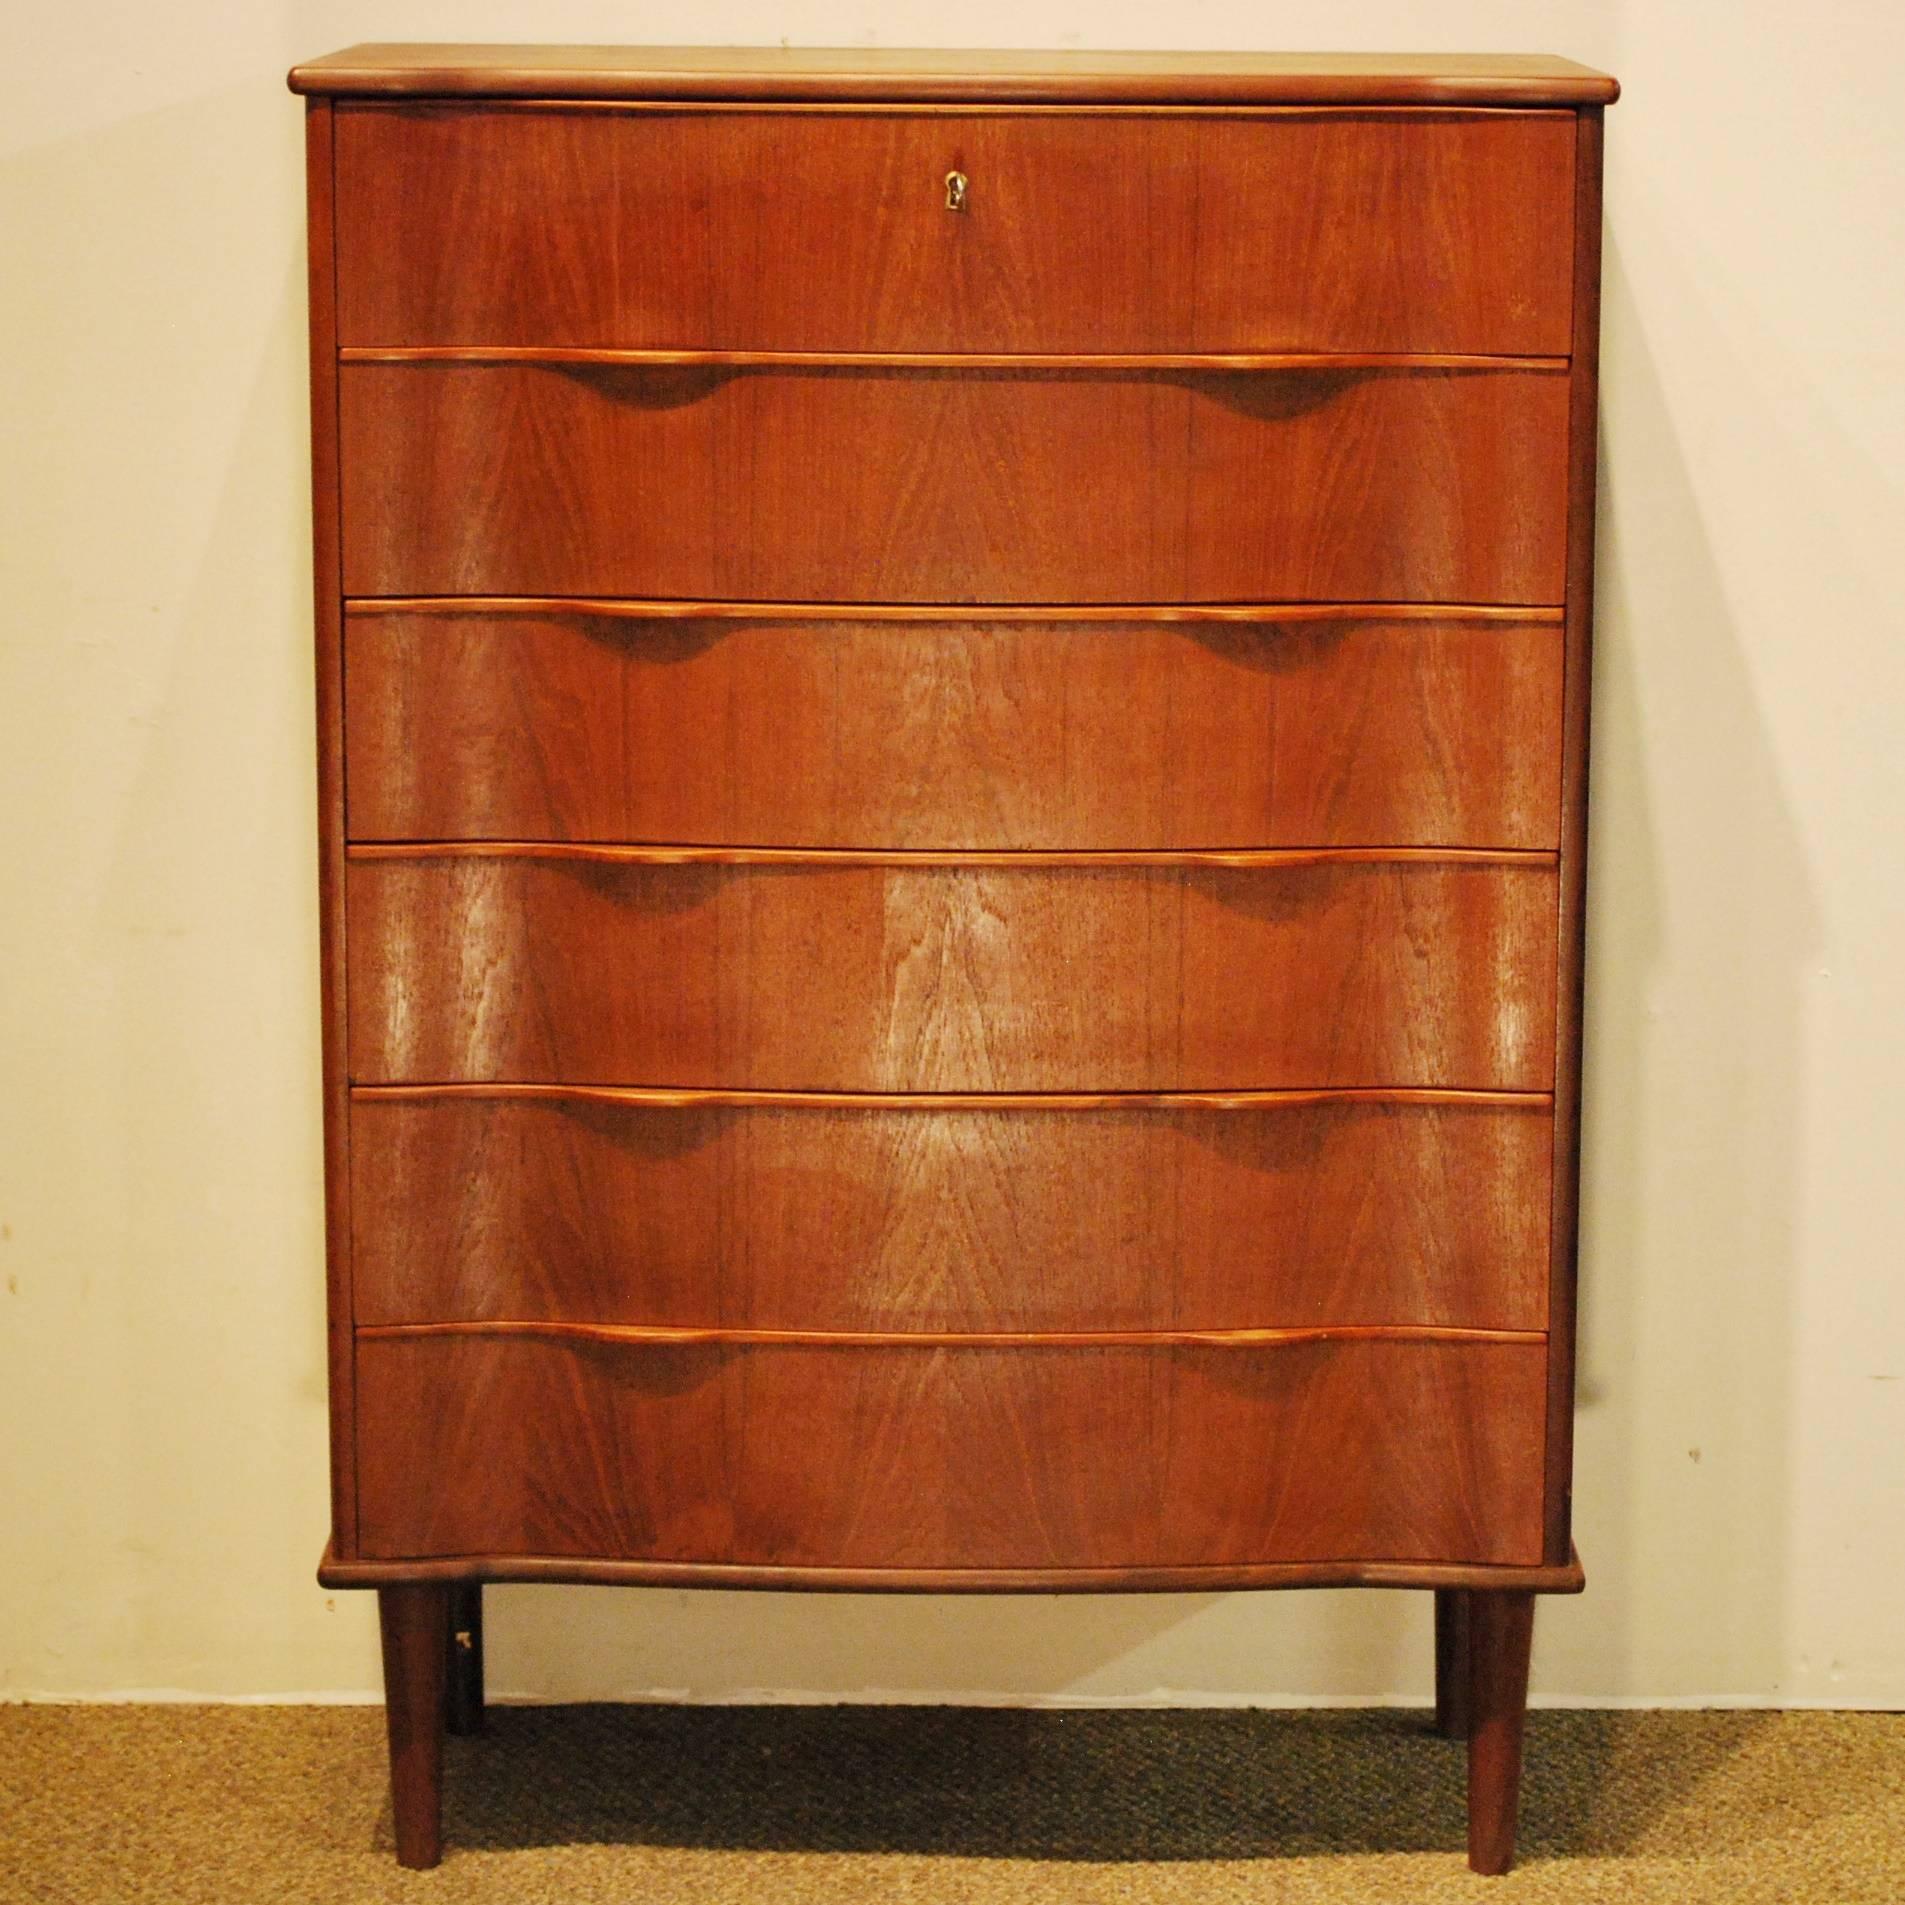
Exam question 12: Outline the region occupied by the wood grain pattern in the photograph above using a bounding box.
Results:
[349,1090,1552,1332]
[343,606,1564,851]
[290,46,1620,108]
[1545,106,1605,1568]
[334,105,1574,355]
[303,99,357,1558]
[354,1334,1550,1568]
[337,362,1571,605]
[345,855,1559,1091]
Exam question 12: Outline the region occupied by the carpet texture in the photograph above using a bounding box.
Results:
[2,1705,1901,1903]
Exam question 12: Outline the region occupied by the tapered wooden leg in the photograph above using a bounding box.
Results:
[1434,1589,1472,1739]
[378,1585,448,1869]
[1466,1590,1536,1875]
[445,1583,485,1737]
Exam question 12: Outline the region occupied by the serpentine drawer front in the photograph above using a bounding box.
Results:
[332,104,1576,353]
[290,44,1616,1875]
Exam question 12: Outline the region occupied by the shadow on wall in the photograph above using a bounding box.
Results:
[1569,227,1816,1697]
[1,73,333,1686]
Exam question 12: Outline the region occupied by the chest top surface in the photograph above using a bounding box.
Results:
[289,44,1618,106]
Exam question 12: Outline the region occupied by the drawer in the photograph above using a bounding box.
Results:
[354,1334,1549,1567]
[344,607,1564,851]
[351,1091,1553,1332]
[334,105,1575,355]
[345,852,1557,1090]
[337,362,1569,604]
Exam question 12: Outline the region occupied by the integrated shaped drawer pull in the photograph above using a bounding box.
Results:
[358,1320,1547,1351]
[944,168,969,213]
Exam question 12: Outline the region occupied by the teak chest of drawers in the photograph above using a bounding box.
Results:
[291,44,1616,1874]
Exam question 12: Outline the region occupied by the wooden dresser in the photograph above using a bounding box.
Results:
[290,45,1616,1874]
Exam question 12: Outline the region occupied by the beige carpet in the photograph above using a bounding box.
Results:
[2,1704,1901,1902]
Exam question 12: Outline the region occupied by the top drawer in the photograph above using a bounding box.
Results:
[333,104,1576,356]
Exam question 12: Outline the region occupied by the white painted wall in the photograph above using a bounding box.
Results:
[3,1,1901,1707]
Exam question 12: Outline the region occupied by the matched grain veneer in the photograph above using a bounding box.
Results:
[354,1333,1550,1569]
[344,852,1559,1091]
[333,104,1576,355]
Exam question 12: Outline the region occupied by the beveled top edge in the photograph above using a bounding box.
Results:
[288,44,1619,106]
